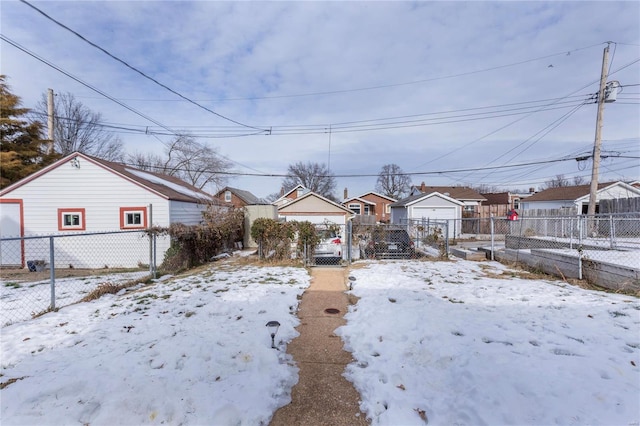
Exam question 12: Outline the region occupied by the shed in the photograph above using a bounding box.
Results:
[276,191,354,226]
[0,152,223,268]
[390,192,464,237]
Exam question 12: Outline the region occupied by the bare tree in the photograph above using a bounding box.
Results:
[282,161,337,200]
[34,92,123,161]
[573,176,586,186]
[472,183,501,194]
[375,164,411,199]
[127,135,232,190]
[544,174,576,189]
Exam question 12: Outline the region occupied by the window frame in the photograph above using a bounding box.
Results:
[58,208,86,231]
[224,190,232,202]
[348,203,362,215]
[119,206,148,230]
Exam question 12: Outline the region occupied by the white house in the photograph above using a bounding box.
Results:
[409,183,486,214]
[276,191,354,226]
[390,192,464,237]
[272,184,311,207]
[520,181,640,213]
[0,152,222,269]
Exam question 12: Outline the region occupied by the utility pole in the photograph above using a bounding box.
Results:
[47,88,54,154]
[587,43,610,217]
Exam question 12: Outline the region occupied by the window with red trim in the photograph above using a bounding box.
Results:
[58,208,86,231]
[120,207,147,229]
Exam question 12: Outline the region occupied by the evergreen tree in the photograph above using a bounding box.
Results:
[0,75,58,188]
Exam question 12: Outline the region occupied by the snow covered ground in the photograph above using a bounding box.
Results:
[0,270,150,326]
[1,262,310,425]
[338,261,640,425]
[1,257,639,425]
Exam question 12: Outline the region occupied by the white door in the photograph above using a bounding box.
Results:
[0,202,23,266]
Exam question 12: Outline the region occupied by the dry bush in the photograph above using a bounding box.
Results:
[81,282,124,302]
[158,207,245,272]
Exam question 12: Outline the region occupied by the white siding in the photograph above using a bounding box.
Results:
[279,214,346,226]
[169,200,207,225]
[0,202,22,266]
[4,160,171,235]
[521,200,575,210]
[0,159,204,268]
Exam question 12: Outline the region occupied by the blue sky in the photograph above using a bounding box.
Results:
[2,1,639,199]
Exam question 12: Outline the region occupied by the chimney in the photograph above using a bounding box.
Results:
[529,187,535,193]
[420,182,426,192]
[280,186,285,197]
[344,187,348,200]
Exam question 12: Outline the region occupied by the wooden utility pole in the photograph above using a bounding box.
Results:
[587,44,610,217]
[47,88,54,154]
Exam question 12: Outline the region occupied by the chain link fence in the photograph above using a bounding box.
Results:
[0,230,162,326]
[498,213,640,290]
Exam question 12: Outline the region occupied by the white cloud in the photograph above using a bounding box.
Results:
[1,1,638,198]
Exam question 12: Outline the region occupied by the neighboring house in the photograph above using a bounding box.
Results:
[0,152,223,268]
[276,191,354,227]
[342,191,397,224]
[272,184,311,207]
[480,190,534,218]
[214,186,263,208]
[409,182,486,215]
[520,181,640,214]
[390,192,464,237]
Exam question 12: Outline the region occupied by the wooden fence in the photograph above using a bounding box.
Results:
[599,197,640,214]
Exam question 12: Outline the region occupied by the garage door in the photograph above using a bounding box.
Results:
[0,200,24,267]
[411,206,457,221]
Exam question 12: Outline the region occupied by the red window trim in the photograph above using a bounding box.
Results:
[0,199,25,267]
[120,206,148,230]
[58,208,86,231]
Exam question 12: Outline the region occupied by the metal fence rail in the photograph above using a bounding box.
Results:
[0,230,158,326]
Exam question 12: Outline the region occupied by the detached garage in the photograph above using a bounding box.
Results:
[390,192,463,238]
[277,191,354,226]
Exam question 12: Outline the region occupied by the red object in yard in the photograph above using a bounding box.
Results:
[507,209,519,221]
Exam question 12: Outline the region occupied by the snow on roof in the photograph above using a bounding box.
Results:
[126,168,210,201]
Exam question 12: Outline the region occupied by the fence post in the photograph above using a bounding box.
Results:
[609,215,615,249]
[346,220,352,264]
[152,232,157,279]
[490,216,495,261]
[49,236,56,310]
[569,217,573,249]
[444,221,449,256]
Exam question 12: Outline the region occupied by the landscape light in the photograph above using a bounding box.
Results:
[348,275,356,290]
[265,320,280,349]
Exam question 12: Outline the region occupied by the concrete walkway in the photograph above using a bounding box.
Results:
[270,267,369,426]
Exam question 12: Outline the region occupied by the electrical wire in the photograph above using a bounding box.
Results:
[19,0,267,133]
[113,154,623,179]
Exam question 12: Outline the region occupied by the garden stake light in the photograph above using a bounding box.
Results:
[348,275,356,290]
[265,320,280,349]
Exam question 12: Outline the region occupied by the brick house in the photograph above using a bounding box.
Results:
[342,191,397,224]
[213,186,263,208]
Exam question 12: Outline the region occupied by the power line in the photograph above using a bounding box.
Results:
[414,58,637,176]
[19,0,267,133]
[1,34,182,137]
[117,154,631,179]
[79,42,607,102]
[30,98,592,138]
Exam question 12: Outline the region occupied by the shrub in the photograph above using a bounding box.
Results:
[156,207,245,273]
[250,218,296,261]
